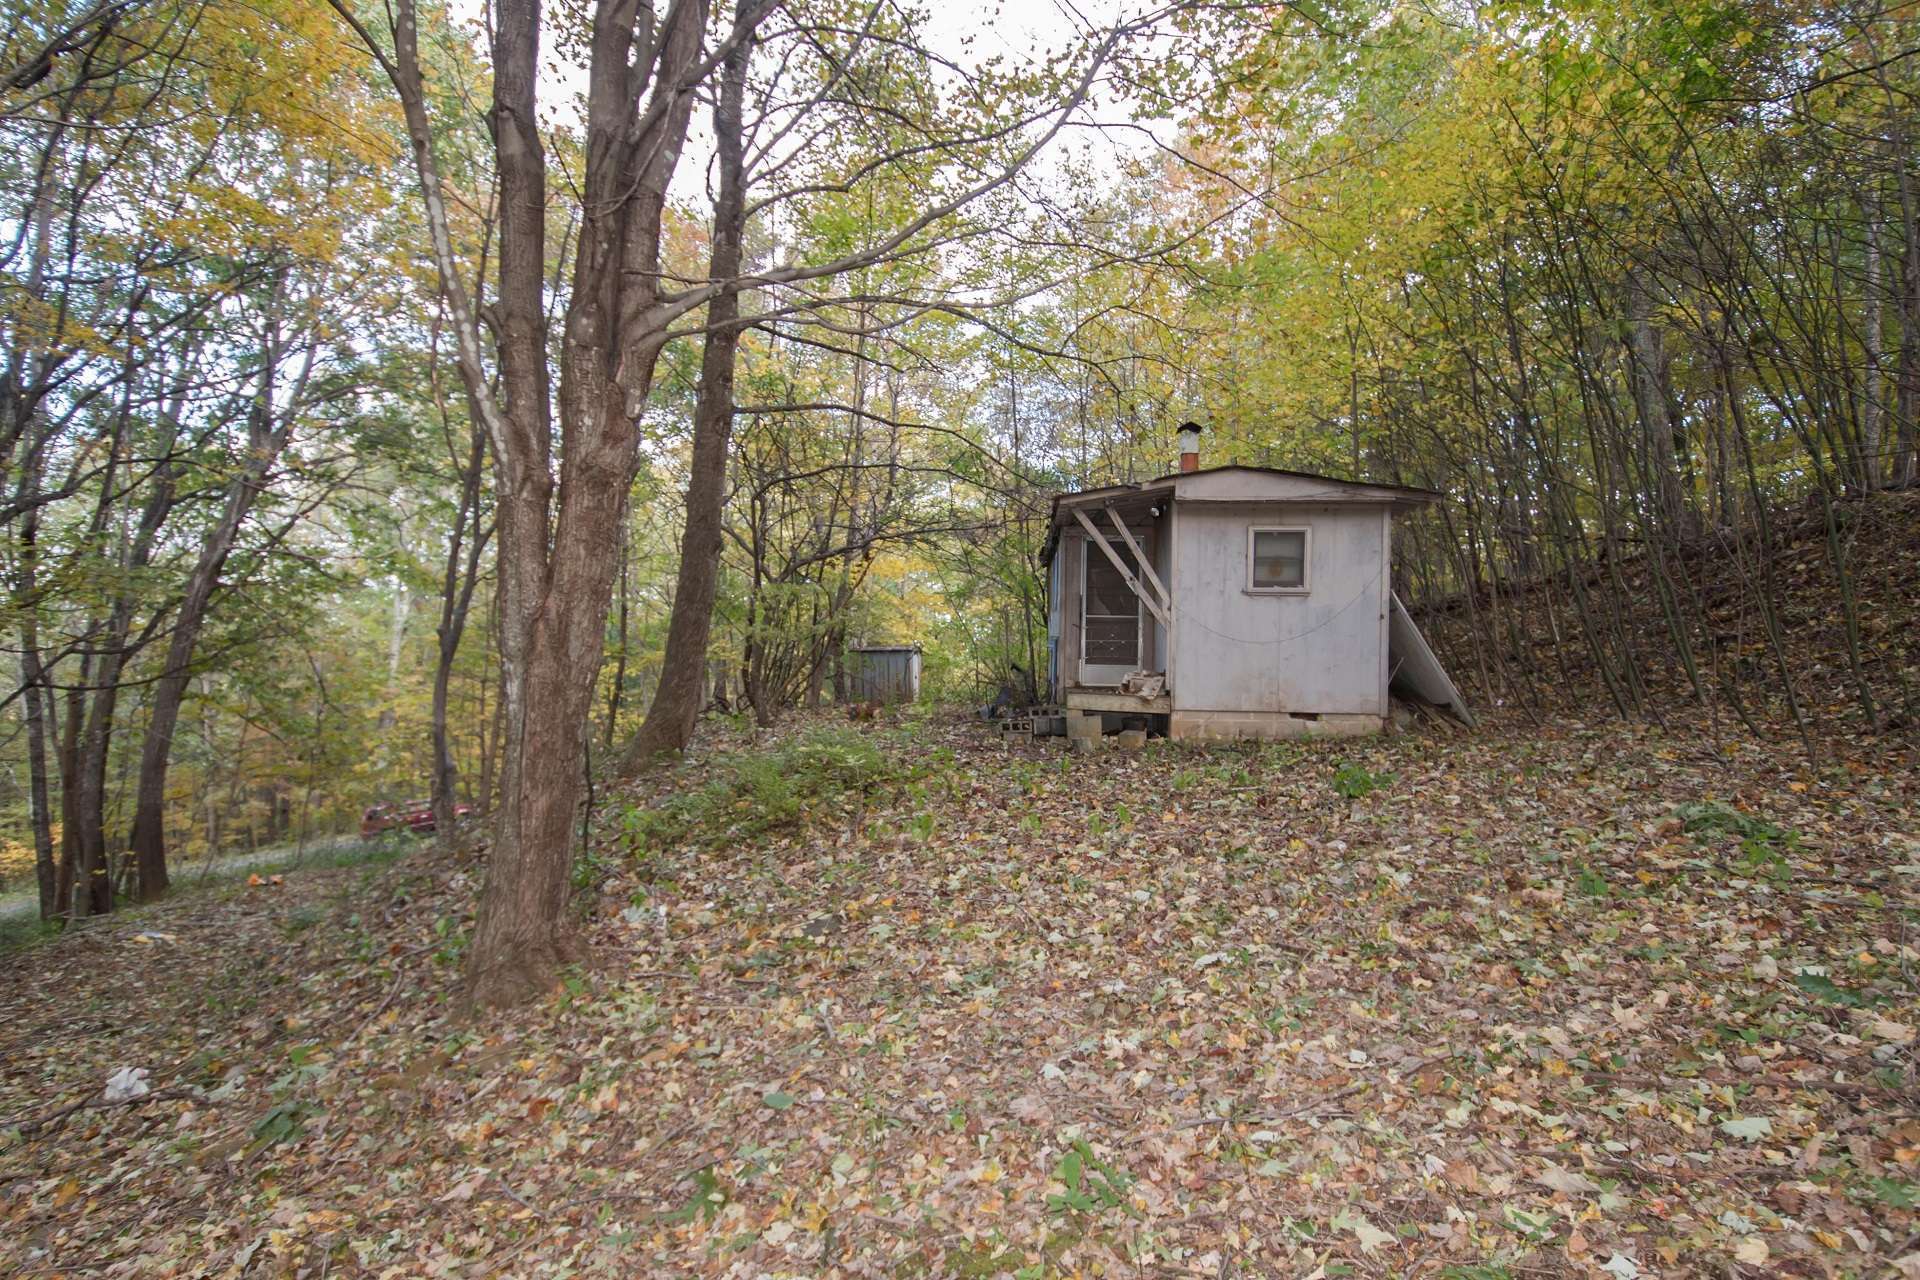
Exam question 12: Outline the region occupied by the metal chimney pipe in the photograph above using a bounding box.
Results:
[1177,421,1203,473]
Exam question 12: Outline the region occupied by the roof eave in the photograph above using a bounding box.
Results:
[1150,464,1442,503]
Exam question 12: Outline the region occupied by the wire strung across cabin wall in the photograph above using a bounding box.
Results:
[1175,566,1380,648]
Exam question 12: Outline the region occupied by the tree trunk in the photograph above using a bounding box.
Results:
[603,532,629,750]
[378,577,411,733]
[432,421,488,835]
[126,308,302,902]
[1894,135,1920,488]
[53,655,84,914]
[1624,267,1690,532]
[459,0,712,1009]
[477,594,499,813]
[127,534,240,900]
[18,504,56,919]
[1864,191,1886,491]
[622,14,753,766]
[740,498,777,728]
[75,452,175,909]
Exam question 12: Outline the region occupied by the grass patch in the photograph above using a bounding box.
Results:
[0,913,63,953]
[1674,800,1799,882]
[1675,799,1790,846]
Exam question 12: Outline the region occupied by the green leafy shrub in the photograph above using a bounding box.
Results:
[1045,1140,1134,1218]
[1332,760,1389,800]
[1794,971,1870,1008]
[251,1099,323,1151]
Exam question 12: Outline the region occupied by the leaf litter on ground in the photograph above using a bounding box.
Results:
[0,708,1916,1278]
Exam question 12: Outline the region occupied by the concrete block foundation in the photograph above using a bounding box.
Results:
[1168,710,1383,742]
[1065,709,1103,744]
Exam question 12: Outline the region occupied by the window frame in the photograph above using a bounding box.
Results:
[1246,525,1312,595]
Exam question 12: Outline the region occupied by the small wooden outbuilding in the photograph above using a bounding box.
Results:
[845,644,922,704]
[1042,431,1470,740]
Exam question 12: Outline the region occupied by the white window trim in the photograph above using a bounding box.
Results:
[1246,525,1312,594]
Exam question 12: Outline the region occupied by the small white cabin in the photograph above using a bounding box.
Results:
[1043,441,1471,740]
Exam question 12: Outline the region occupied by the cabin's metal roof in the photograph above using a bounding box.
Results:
[1143,464,1441,500]
[1042,465,1440,564]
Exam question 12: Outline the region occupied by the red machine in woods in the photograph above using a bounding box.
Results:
[359,799,470,839]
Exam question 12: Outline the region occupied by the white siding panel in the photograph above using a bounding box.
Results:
[1170,502,1387,714]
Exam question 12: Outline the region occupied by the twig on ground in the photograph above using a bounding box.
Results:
[4,1086,192,1140]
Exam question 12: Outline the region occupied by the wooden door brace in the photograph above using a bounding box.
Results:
[1103,506,1172,619]
[1072,507,1170,629]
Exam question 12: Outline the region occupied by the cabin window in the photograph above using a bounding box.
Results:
[1247,526,1309,592]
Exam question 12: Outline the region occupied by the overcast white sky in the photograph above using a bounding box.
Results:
[446,0,1167,205]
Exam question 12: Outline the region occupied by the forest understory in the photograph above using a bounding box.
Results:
[1418,486,1920,744]
[2,635,1914,1280]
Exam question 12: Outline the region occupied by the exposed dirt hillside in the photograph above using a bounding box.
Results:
[2,705,1914,1278]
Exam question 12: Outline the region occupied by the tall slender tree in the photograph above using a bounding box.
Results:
[330,0,770,1004]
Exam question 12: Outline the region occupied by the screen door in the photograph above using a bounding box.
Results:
[1080,537,1141,685]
